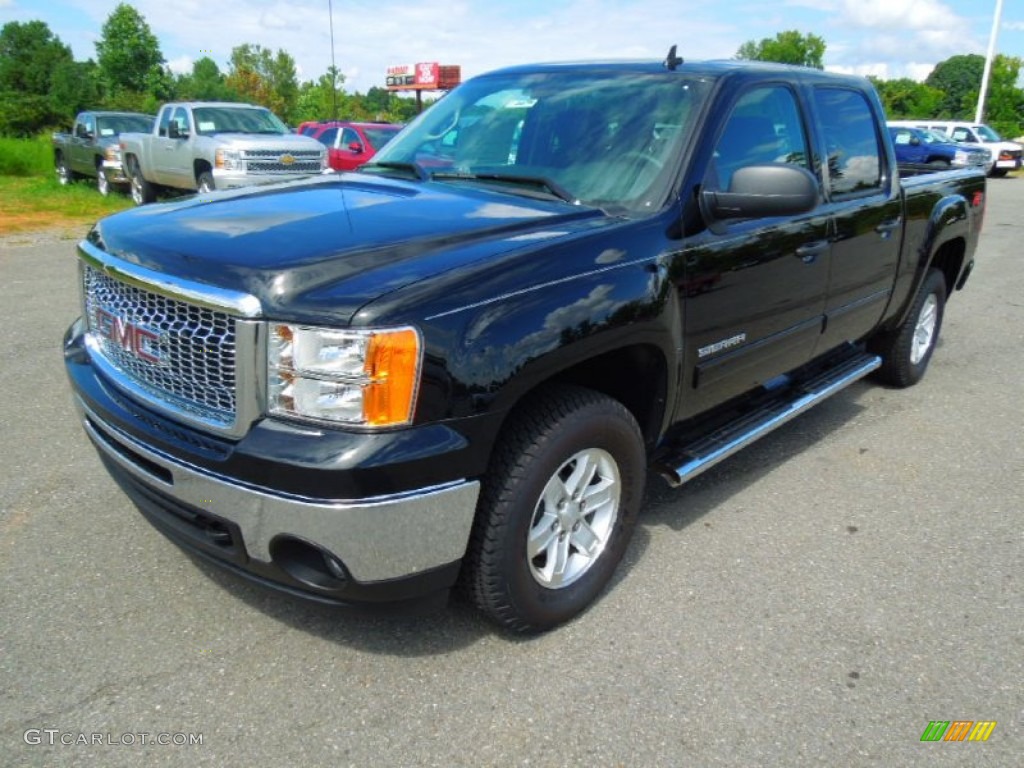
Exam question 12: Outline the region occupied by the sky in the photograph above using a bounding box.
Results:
[1,0,1022,94]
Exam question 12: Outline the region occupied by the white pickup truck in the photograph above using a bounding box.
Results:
[118,101,326,204]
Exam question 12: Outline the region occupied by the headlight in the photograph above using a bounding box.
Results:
[954,150,969,166]
[320,150,328,171]
[215,149,243,171]
[104,145,121,163]
[268,324,422,427]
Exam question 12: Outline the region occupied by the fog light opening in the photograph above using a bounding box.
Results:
[270,536,350,591]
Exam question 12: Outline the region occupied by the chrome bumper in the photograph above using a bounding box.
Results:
[78,399,480,584]
[101,160,130,184]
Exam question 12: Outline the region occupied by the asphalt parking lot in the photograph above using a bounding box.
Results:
[1,180,1021,767]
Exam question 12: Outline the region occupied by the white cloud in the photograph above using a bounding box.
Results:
[167,55,193,76]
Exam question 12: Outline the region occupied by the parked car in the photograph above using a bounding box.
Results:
[52,111,154,196]
[887,125,990,171]
[308,121,402,171]
[118,102,327,205]
[65,58,985,633]
[889,119,1022,177]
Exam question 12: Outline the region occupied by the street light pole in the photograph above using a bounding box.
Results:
[975,0,1005,123]
[328,0,338,120]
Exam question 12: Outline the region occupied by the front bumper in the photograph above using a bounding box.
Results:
[101,160,130,185]
[65,320,482,606]
[211,169,322,190]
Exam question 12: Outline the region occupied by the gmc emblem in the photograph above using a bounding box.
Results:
[94,307,161,364]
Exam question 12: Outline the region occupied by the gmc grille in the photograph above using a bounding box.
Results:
[83,265,237,424]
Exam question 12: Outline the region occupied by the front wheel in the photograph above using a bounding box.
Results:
[462,385,645,633]
[870,268,946,387]
[96,166,110,196]
[197,170,215,194]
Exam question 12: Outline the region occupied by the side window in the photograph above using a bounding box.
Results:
[813,87,883,197]
[709,85,810,191]
[341,128,360,150]
[316,127,338,147]
[892,129,913,145]
[158,109,171,137]
[172,107,189,136]
[77,115,95,138]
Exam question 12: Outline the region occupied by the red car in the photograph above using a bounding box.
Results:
[307,122,402,171]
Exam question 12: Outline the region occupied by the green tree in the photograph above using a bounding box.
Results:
[736,30,826,69]
[0,20,77,134]
[175,57,238,101]
[869,77,943,119]
[226,44,300,123]
[980,55,1024,138]
[95,3,165,101]
[295,67,347,122]
[925,54,984,117]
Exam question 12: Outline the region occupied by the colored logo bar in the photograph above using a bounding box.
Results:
[920,721,997,742]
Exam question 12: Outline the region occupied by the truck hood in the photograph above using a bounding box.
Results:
[205,133,324,151]
[87,173,612,324]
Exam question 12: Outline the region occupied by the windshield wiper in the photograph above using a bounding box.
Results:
[365,161,430,181]
[431,172,576,204]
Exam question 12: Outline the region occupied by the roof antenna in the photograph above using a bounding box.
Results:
[664,44,683,71]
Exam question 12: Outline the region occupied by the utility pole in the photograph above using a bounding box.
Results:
[975,0,1005,123]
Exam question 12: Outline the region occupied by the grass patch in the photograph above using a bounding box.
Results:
[0,174,133,236]
[0,135,52,176]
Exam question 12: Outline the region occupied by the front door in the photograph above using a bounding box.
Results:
[677,83,831,418]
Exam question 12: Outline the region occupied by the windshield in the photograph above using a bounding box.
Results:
[192,107,288,135]
[368,70,711,214]
[921,129,950,144]
[975,124,1002,141]
[96,115,153,137]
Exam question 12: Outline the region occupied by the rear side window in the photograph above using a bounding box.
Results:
[813,87,883,197]
[316,127,338,147]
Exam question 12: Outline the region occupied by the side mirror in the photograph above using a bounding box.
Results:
[168,122,188,140]
[909,136,921,146]
[348,142,364,154]
[701,164,819,222]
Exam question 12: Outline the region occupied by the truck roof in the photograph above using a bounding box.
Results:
[483,58,871,88]
[158,102,268,110]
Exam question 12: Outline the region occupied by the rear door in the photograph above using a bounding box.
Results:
[679,83,831,415]
[810,86,902,352]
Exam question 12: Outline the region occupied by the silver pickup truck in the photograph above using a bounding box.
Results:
[52,111,154,196]
[118,101,326,205]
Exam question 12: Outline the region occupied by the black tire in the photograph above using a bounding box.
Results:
[927,159,951,169]
[462,385,645,633]
[989,168,1009,178]
[129,157,155,205]
[870,268,946,387]
[56,153,73,186]
[197,170,215,194]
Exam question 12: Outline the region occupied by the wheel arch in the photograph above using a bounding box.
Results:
[194,158,213,185]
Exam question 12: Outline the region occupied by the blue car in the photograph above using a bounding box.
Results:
[887,125,990,170]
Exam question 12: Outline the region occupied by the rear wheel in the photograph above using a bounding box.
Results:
[463,385,645,633]
[56,153,73,186]
[989,168,1009,178]
[870,268,946,387]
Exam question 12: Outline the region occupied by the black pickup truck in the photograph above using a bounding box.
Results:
[64,57,985,632]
